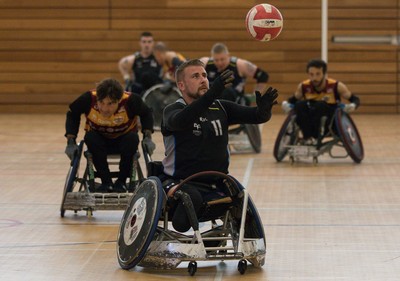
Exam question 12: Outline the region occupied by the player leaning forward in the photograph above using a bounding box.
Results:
[160,59,278,232]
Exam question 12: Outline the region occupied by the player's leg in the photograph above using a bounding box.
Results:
[170,184,204,232]
[294,100,314,140]
[84,131,113,191]
[115,131,139,191]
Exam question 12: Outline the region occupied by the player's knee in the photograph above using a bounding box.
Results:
[119,132,139,154]
[171,185,203,232]
[294,100,308,112]
[84,131,104,149]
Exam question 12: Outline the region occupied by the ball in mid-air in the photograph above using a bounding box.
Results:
[245,4,283,41]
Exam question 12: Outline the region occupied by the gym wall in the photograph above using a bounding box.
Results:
[0,0,398,114]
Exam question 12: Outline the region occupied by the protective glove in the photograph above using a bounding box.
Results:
[208,69,234,97]
[342,103,356,113]
[281,100,294,113]
[143,136,156,156]
[348,94,360,108]
[65,138,78,160]
[255,87,279,111]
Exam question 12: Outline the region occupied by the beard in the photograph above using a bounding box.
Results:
[311,79,324,89]
[186,85,208,100]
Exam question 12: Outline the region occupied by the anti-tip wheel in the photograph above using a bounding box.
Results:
[238,259,247,275]
[188,261,197,276]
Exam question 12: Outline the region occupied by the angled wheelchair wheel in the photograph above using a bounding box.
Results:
[244,194,266,243]
[273,111,298,162]
[229,178,266,268]
[142,84,182,129]
[335,109,364,163]
[230,178,266,244]
[244,124,262,153]
[60,141,85,218]
[117,176,164,270]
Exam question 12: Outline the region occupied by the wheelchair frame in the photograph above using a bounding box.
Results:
[228,94,262,153]
[142,83,182,130]
[228,123,262,153]
[273,107,364,164]
[60,140,144,217]
[117,171,266,276]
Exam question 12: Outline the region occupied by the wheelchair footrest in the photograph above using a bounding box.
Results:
[287,145,319,158]
[207,252,244,260]
[63,192,133,211]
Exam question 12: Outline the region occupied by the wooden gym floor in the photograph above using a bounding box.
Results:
[0,113,399,281]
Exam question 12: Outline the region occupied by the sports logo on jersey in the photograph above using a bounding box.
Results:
[113,116,124,124]
[193,123,202,136]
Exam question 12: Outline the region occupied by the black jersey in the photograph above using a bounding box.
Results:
[161,91,270,180]
[162,98,230,179]
[132,51,162,84]
[205,57,246,95]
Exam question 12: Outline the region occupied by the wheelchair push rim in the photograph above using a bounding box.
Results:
[334,109,364,163]
[142,83,182,130]
[117,176,164,270]
[60,141,84,217]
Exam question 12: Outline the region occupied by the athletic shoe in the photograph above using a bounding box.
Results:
[96,184,112,193]
[113,180,127,193]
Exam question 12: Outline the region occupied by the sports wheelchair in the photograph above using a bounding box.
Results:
[142,83,182,130]
[117,164,266,275]
[228,124,261,153]
[273,104,364,164]
[60,141,144,218]
[228,94,262,153]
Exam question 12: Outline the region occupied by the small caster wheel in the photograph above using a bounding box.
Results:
[74,210,78,214]
[188,261,197,276]
[238,259,247,275]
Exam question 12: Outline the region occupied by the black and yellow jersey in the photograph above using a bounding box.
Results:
[205,57,246,95]
[132,51,162,83]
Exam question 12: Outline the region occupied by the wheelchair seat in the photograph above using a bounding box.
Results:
[117,171,266,276]
[273,106,364,164]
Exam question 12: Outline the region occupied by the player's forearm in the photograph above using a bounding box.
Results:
[118,59,132,80]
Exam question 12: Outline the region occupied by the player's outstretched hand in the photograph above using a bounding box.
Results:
[209,70,234,97]
[255,87,279,110]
